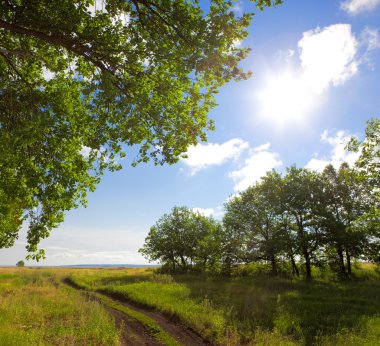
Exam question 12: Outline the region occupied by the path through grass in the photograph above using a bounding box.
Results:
[0,268,119,346]
[69,265,380,345]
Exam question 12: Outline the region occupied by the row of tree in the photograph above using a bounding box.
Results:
[140,119,380,278]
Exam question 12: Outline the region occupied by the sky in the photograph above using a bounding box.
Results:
[1,0,380,266]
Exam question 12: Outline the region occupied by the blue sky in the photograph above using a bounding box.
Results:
[1,0,380,265]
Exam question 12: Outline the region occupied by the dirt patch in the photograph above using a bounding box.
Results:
[63,279,209,346]
[63,279,159,345]
[105,305,160,346]
[98,290,210,346]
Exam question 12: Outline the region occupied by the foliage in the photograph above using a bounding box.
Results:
[15,260,24,267]
[320,164,370,274]
[223,170,286,274]
[139,206,222,272]
[348,117,380,264]
[0,0,281,260]
[143,156,379,278]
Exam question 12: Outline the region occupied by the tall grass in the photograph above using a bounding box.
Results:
[70,264,380,345]
[0,268,119,346]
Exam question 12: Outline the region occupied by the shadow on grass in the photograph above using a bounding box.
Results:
[172,274,380,345]
[275,278,380,345]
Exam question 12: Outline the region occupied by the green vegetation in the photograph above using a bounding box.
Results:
[16,260,25,267]
[69,265,380,346]
[139,206,223,273]
[84,290,180,346]
[141,161,378,279]
[0,0,281,260]
[1,266,378,345]
[0,268,119,345]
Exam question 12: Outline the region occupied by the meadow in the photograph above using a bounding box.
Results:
[68,264,380,345]
[0,264,379,345]
[0,268,119,345]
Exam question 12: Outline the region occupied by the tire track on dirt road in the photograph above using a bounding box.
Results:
[63,278,209,346]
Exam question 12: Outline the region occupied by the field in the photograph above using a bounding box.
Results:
[0,265,379,345]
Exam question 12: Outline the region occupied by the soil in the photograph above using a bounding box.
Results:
[64,279,210,346]
[104,305,160,346]
[102,290,210,346]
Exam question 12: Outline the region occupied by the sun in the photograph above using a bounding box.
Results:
[256,70,318,128]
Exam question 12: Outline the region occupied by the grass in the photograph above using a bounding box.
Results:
[0,268,119,346]
[69,264,380,346]
[67,274,181,346]
[87,290,181,346]
[1,265,378,345]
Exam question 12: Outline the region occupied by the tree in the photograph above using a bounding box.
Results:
[139,206,222,272]
[223,171,286,275]
[282,167,324,279]
[349,118,380,191]
[192,215,224,272]
[320,163,369,275]
[348,118,380,264]
[16,260,24,267]
[0,0,281,260]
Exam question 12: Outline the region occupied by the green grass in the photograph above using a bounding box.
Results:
[1,265,378,345]
[0,268,119,346]
[69,264,380,345]
[88,290,180,346]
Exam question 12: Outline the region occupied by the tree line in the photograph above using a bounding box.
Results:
[140,119,380,278]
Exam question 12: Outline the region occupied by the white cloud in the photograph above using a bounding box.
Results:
[341,0,380,15]
[232,1,244,16]
[42,67,55,81]
[49,249,146,263]
[80,146,92,158]
[361,27,380,50]
[298,24,359,94]
[192,206,224,219]
[192,207,215,217]
[87,0,106,16]
[275,49,295,63]
[256,24,379,128]
[87,0,129,25]
[228,143,282,191]
[182,138,249,175]
[305,130,360,172]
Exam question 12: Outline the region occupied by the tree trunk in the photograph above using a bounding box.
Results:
[290,252,299,277]
[203,257,208,271]
[180,255,187,269]
[346,249,352,275]
[170,253,176,272]
[337,245,346,275]
[270,255,278,275]
[303,247,312,279]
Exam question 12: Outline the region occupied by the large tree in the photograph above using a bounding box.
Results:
[223,170,286,275]
[139,206,222,272]
[320,163,369,275]
[0,0,281,259]
[282,167,324,279]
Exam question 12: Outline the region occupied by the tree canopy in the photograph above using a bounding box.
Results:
[348,118,380,263]
[139,206,222,272]
[141,157,379,278]
[0,0,281,259]
[15,259,24,267]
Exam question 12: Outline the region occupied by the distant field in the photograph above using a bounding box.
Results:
[0,265,379,345]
